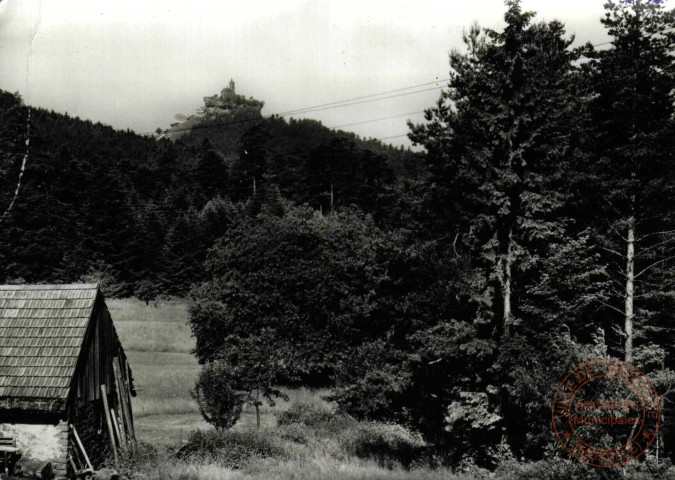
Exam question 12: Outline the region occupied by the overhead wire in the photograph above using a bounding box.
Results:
[328,110,426,130]
[276,86,444,117]
[146,30,675,141]
[278,80,449,116]
[146,81,446,137]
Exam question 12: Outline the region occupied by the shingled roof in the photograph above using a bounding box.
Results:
[0,284,98,403]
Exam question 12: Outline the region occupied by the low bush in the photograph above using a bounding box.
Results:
[277,401,354,433]
[340,421,427,469]
[176,430,286,469]
[192,361,243,429]
[277,422,310,444]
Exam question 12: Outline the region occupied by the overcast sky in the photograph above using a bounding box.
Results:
[0,0,617,147]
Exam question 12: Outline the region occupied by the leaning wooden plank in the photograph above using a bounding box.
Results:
[101,384,119,464]
[110,409,126,452]
[114,357,134,446]
[68,455,77,474]
[111,358,128,447]
[117,357,137,453]
[114,400,128,449]
[116,402,128,446]
[125,362,135,418]
[114,395,128,446]
[70,444,82,471]
[71,437,86,472]
[70,424,93,470]
[69,455,94,478]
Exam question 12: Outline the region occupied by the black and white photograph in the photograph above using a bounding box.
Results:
[0,0,674,478]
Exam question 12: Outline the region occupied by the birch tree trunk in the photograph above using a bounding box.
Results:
[625,217,635,364]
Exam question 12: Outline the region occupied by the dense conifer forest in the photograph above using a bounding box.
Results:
[0,91,418,299]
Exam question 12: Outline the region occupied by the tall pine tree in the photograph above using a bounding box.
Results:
[409,1,594,459]
[580,0,675,365]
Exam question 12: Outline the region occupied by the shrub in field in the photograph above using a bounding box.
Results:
[277,422,310,444]
[277,401,332,426]
[277,401,353,432]
[340,421,426,469]
[176,430,286,469]
[192,360,243,430]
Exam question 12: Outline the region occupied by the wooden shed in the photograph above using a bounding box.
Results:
[0,284,136,478]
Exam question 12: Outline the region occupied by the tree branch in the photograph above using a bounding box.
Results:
[636,235,675,255]
[592,298,625,316]
[636,230,675,242]
[599,245,625,258]
[634,255,675,279]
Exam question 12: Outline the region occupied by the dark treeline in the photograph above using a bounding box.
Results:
[0,90,417,299]
[2,0,675,473]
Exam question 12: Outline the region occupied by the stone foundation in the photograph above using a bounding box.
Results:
[0,420,68,478]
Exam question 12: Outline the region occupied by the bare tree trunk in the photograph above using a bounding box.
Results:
[503,228,513,337]
[0,108,30,224]
[658,396,665,465]
[625,217,635,364]
[255,389,261,430]
[330,183,334,211]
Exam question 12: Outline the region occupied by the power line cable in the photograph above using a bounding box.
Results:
[582,27,675,49]
[329,110,426,130]
[278,80,449,116]
[377,133,411,141]
[276,87,445,117]
[277,87,442,117]
[293,33,675,141]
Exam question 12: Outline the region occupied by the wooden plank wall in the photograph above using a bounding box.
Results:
[74,295,121,405]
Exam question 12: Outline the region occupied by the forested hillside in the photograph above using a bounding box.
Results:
[0,91,417,299]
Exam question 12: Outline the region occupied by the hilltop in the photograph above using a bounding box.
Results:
[157,80,422,179]
[159,79,264,142]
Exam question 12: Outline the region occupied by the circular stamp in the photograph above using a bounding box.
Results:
[551,358,660,468]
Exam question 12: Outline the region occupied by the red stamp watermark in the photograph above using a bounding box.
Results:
[551,358,660,468]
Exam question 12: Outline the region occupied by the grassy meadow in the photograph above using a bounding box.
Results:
[107,298,473,479]
[125,458,471,480]
[110,298,331,438]
[108,298,200,423]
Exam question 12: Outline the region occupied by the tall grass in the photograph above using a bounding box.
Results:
[133,456,468,480]
[107,297,189,323]
[110,297,194,353]
[126,351,200,417]
[108,298,200,417]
